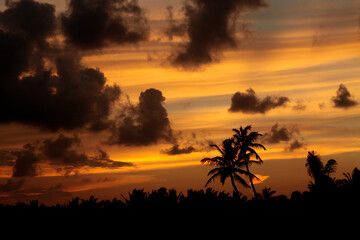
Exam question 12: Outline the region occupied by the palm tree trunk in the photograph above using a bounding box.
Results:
[230,175,239,195]
[245,161,257,198]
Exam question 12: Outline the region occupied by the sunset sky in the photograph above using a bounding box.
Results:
[0,0,359,205]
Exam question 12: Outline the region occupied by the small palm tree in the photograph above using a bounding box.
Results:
[305,150,337,192]
[232,125,266,198]
[338,167,360,194]
[201,138,255,194]
[261,187,276,200]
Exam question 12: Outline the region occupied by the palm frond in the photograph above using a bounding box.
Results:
[248,172,261,181]
[205,172,221,187]
[210,144,224,156]
[207,167,223,176]
[233,173,250,188]
[201,156,225,166]
[220,173,228,185]
[323,159,337,176]
[246,148,263,162]
[249,143,266,151]
[246,132,262,144]
[233,168,251,175]
[232,128,240,136]
[243,125,252,134]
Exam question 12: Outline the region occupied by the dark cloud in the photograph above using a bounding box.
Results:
[61,0,149,50]
[0,0,122,131]
[161,144,196,156]
[262,123,305,152]
[108,88,175,146]
[0,0,53,81]
[11,134,133,177]
[0,150,15,166]
[0,0,180,150]
[87,148,134,169]
[229,88,289,114]
[41,134,86,167]
[0,178,25,193]
[0,49,121,131]
[41,134,133,169]
[166,0,267,69]
[12,143,39,177]
[262,123,298,144]
[286,139,305,152]
[331,84,358,109]
[0,0,56,43]
[0,0,56,78]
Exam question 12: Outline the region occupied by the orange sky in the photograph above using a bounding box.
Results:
[0,0,359,204]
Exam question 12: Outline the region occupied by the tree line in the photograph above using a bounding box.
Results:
[0,125,359,215]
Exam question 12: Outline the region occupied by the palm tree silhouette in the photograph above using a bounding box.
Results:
[305,150,337,192]
[232,125,266,198]
[338,167,360,196]
[261,187,276,200]
[342,168,360,187]
[201,138,255,194]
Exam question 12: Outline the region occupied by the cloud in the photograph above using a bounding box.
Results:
[292,100,307,111]
[331,84,358,109]
[0,0,54,80]
[11,134,133,177]
[12,143,40,177]
[108,88,175,146]
[262,123,297,144]
[41,134,86,167]
[166,0,268,69]
[161,144,196,156]
[164,6,187,41]
[0,49,121,131]
[0,0,179,149]
[61,0,149,50]
[286,139,306,152]
[229,88,289,114]
[0,179,25,193]
[0,0,122,131]
[41,134,133,169]
[0,0,56,44]
[0,150,15,166]
[262,123,306,152]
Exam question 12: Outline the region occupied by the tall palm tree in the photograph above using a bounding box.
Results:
[305,150,337,192]
[201,138,255,194]
[232,125,266,198]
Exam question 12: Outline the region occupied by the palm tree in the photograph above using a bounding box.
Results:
[338,167,360,194]
[232,125,266,198]
[201,138,255,194]
[305,150,337,192]
[261,187,276,200]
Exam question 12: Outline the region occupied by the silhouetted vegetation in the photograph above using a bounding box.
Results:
[201,125,265,197]
[232,125,266,197]
[0,128,359,220]
[1,176,359,219]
